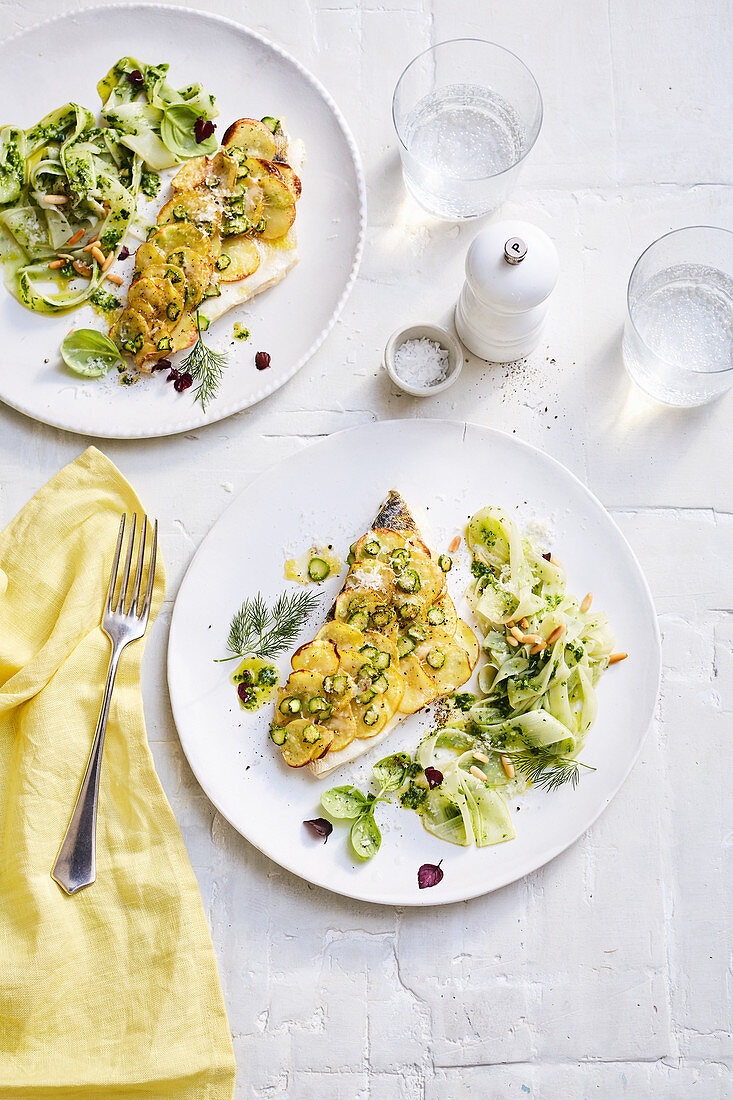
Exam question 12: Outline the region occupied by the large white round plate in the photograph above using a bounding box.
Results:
[168,421,660,905]
[0,5,364,438]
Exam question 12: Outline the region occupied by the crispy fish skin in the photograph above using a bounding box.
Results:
[371,489,419,535]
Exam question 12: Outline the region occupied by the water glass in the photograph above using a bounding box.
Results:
[392,39,543,220]
[623,227,733,406]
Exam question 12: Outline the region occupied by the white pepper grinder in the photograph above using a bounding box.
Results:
[455,220,559,362]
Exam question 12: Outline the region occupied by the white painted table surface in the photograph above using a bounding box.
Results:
[1,0,731,1096]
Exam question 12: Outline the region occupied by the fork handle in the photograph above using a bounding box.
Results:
[51,644,123,895]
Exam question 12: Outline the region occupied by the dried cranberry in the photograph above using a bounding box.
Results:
[424,767,443,789]
[417,861,444,889]
[118,246,130,261]
[255,351,271,370]
[303,818,333,843]
[542,552,552,561]
[166,368,180,382]
[126,69,144,88]
[194,117,216,144]
[174,372,193,393]
[237,683,254,704]
[152,359,172,373]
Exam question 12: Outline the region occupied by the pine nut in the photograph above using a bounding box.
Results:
[470,765,487,782]
[105,272,124,286]
[43,194,67,205]
[608,652,628,665]
[530,643,545,655]
[510,625,525,642]
[82,241,98,253]
[66,228,84,247]
[449,535,461,553]
[547,625,565,646]
[48,259,65,269]
[551,556,563,569]
[519,618,529,629]
[580,592,593,613]
[507,636,519,647]
[525,634,544,646]
[473,751,490,764]
[91,244,106,265]
[102,251,115,272]
[500,755,515,779]
[72,260,91,278]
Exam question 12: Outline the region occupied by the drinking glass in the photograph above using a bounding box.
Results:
[392,39,543,220]
[622,227,733,406]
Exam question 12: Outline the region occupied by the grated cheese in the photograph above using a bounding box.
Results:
[393,337,450,388]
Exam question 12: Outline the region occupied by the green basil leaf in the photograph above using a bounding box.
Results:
[60,329,124,377]
[373,752,411,794]
[320,785,367,820]
[160,104,217,159]
[350,811,382,860]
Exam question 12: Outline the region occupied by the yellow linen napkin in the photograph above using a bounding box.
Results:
[0,447,236,1099]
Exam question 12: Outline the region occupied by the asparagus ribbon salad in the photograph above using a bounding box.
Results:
[221,495,629,875]
[0,57,303,406]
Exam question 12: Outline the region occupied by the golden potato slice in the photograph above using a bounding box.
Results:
[291,639,340,676]
[278,718,333,768]
[222,117,277,161]
[345,560,395,600]
[133,262,186,296]
[455,618,480,669]
[417,642,472,695]
[338,650,402,738]
[223,176,264,236]
[216,235,261,283]
[165,246,213,308]
[134,240,166,272]
[277,163,302,201]
[157,189,221,237]
[334,587,398,638]
[354,528,431,562]
[128,275,184,326]
[317,621,365,651]
[398,654,439,714]
[171,155,209,192]
[209,150,238,193]
[259,174,296,240]
[152,221,219,263]
[273,669,326,728]
[170,312,198,353]
[110,307,152,356]
[326,706,358,753]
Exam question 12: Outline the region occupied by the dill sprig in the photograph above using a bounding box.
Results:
[217,590,320,662]
[180,312,228,411]
[511,745,596,792]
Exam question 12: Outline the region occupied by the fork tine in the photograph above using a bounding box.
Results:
[105,515,126,613]
[116,512,137,613]
[130,515,148,615]
[139,519,158,624]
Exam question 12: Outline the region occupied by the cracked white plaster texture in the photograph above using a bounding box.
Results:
[0,0,731,1097]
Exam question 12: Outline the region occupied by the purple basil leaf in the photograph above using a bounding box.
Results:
[126,69,144,88]
[118,246,130,261]
[152,358,172,372]
[303,818,333,843]
[542,552,552,561]
[424,767,443,789]
[194,116,216,144]
[237,683,253,705]
[417,861,444,889]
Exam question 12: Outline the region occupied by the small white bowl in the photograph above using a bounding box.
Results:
[384,323,463,397]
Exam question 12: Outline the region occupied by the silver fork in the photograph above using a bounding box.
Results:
[51,513,158,895]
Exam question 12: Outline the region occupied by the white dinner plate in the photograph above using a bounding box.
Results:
[0,5,365,437]
[168,421,661,906]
